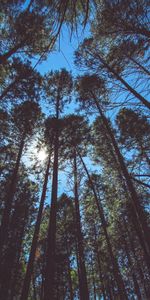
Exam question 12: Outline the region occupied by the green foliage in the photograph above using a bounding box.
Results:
[12,100,42,138]
[0,1,150,299]
[0,58,43,103]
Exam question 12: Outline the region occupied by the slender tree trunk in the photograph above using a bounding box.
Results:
[90,254,96,300]
[40,247,46,300]
[40,270,44,300]
[73,150,89,300]
[32,275,37,300]
[124,241,142,300]
[107,278,114,300]
[66,240,74,300]
[93,225,106,300]
[43,144,58,299]
[97,255,106,300]
[75,237,81,297]
[0,136,25,264]
[123,217,150,298]
[119,222,142,299]
[10,217,27,300]
[44,99,60,299]
[97,53,150,109]
[92,96,150,265]
[92,268,97,300]
[0,188,29,299]
[78,151,128,299]
[20,154,51,300]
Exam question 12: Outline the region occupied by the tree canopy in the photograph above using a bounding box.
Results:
[0,1,150,299]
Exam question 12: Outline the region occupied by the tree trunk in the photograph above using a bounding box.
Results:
[20,154,51,300]
[92,96,150,266]
[123,217,150,298]
[32,275,37,300]
[75,238,81,297]
[0,186,29,299]
[93,225,106,300]
[119,222,142,299]
[10,216,27,300]
[107,278,114,300]
[78,151,128,299]
[0,136,25,263]
[90,256,97,300]
[66,240,74,300]
[43,96,60,299]
[43,142,58,299]
[73,150,89,300]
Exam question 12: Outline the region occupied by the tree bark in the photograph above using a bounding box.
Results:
[73,150,89,300]
[66,239,74,300]
[0,136,25,262]
[78,151,128,299]
[91,260,97,300]
[0,179,29,299]
[44,94,60,299]
[119,222,142,299]
[123,217,150,298]
[43,135,59,299]
[93,225,106,300]
[20,154,51,300]
[92,95,150,267]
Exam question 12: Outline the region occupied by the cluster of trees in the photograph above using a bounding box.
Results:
[0,0,150,299]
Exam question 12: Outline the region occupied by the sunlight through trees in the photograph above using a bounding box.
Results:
[0,1,150,299]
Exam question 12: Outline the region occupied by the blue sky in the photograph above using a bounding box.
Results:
[26,24,150,198]
[25,25,101,198]
[34,25,88,75]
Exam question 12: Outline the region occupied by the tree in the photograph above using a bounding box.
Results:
[95,0,150,39]
[20,152,51,300]
[0,0,95,64]
[78,155,128,299]
[0,7,53,64]
[0,1,150,297]
[0,101,42,262]
[63,115,90,300]
[116,108,150,167]
[75,38,150,109]
[55,194,76,300]
[0,58,42,104]
[43,69,72,300]
[106,40,150,77]
[0,171,39,300]
[75,74,150,269]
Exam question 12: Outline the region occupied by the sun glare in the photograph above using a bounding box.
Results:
[37,149,47,161]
